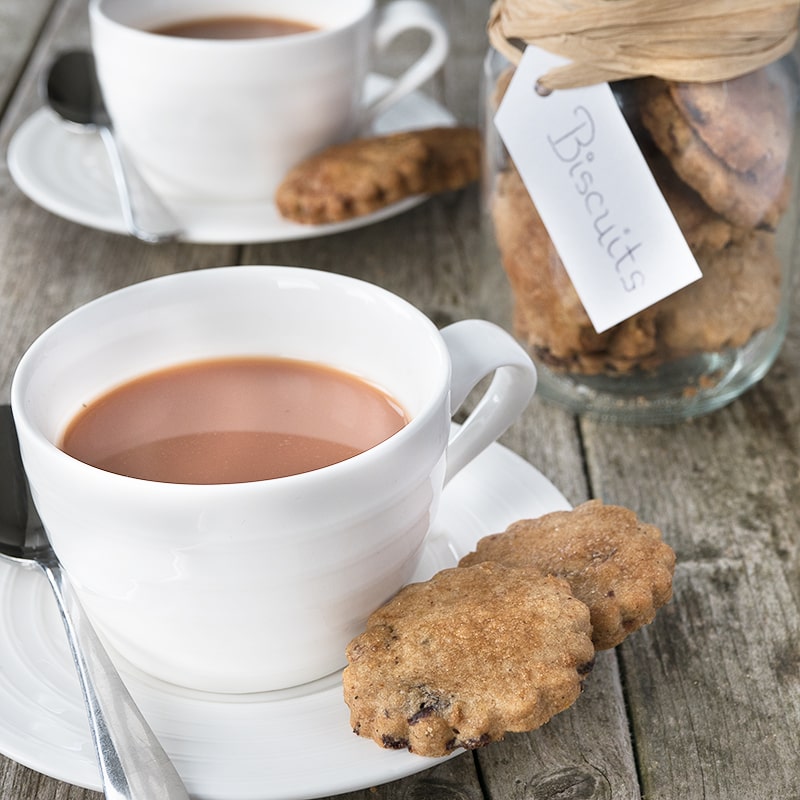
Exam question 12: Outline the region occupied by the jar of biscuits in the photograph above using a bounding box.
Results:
[481,0,800,423]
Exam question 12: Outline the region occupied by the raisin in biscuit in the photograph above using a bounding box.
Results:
[460,501,675,650]
[343,562,594,757]
[275,127,481,224]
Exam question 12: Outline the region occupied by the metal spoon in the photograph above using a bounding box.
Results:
[42,49,182,244]
[0,406,190,800]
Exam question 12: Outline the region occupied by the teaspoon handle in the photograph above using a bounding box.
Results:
[39,556,191,800]
[98,125,181,244]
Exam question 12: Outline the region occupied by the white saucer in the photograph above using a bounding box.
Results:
[6,76,456,244]
[0,437,569,800]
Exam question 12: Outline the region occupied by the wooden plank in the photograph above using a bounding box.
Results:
[622,554,800,799]
[577,270,800,798]
[475,650,641,800]
[317,755,485,800]
[0,0,53,112]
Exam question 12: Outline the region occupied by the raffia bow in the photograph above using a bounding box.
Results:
[488,0,799,89]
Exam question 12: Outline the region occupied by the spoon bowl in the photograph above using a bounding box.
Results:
[0,405,190,800]
[42,49,182,244]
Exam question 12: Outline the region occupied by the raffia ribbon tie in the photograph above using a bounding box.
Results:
[488,0,800,89]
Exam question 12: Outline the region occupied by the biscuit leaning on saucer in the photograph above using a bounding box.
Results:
[275,126,481,224]
[460,500,676,650]
[343,562,594,757]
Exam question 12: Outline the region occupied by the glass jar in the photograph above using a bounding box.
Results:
[481,47,799,424]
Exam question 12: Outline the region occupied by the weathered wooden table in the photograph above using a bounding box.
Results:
[1,1,799,798]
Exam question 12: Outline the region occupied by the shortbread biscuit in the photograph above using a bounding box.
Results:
[275,131,429,224]
[639,69,791,229]
[275,127,481,224]
[669,67,792,176]
[460,501,675,650]
[343,562,594,757]
[413,126,482,193]
[648,152,740,252]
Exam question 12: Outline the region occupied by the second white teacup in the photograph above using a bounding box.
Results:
[89,0,450,201]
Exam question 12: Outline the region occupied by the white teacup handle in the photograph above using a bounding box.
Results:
[361,0,450,128]
[441,320,537,484]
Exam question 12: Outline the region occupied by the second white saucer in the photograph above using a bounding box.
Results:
[7,75,456,244]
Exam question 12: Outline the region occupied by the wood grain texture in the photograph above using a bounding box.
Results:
[1,0,799,799]
[0,0,52,113]
[475,650,641,800]
[580,275,800,799]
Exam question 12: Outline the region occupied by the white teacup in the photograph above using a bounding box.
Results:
[11,266,536,693]
[88,0,449,201]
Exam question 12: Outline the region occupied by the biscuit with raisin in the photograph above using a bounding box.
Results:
[343,562,594,757]
[275,127,481,224]
[670,66,792,177]
[491,166,613,371]
[460,501,675,650]
[275,131,429,224]
[638,69,791,229]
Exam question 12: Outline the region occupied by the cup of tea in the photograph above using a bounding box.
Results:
[88,0,450,201]
[11,266,536,693]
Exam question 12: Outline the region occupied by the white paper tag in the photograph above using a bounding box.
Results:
[494,46,702,333]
